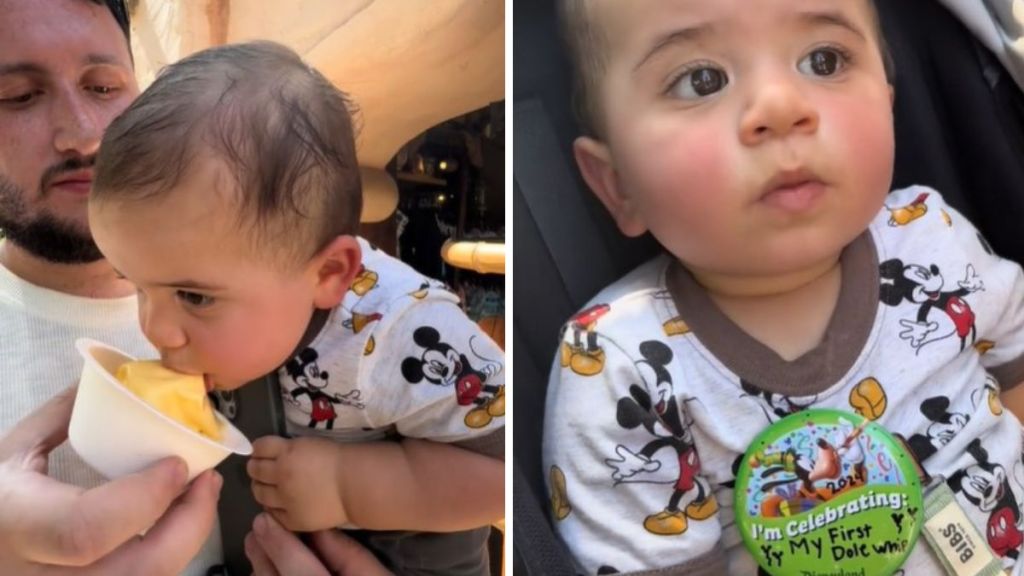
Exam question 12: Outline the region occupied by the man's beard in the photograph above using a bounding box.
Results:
[0,171,104,265]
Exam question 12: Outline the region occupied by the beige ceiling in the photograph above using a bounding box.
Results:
[129,0,505,221]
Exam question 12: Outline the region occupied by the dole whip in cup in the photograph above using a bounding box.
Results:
[115,361,222,441]
[70,338,252,481]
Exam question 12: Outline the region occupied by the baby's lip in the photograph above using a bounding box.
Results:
[204,374,215,392]
[760,167,824,196]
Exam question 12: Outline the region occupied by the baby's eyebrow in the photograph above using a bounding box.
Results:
[633,9,867,74]
[158,279,224,291]
[635,23,714,72]
[797,10,867,41]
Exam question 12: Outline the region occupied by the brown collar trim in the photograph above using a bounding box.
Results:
[665,232,879,396]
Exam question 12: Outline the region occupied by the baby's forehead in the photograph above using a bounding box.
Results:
[589,0,874,40]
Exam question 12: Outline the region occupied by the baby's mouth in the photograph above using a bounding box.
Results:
[758,167,826,211]
[204,374,215,392]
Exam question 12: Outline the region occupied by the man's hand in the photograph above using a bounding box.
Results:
[248,436,348,532]
[0,387,223,575]
[245,513,393,576]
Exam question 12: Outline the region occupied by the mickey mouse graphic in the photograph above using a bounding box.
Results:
[879,258,984,353]
[284,347,366,430]
[947,438,1024,560]
[740,378,815,423]
[561,304,611,377]
[604,340,718,536]
[401,326,504,429]
[905,396,969,462]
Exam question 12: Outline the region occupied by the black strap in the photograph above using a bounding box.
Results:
[215,307,330,575]
[512,462,577,575]
[514,97,621,306]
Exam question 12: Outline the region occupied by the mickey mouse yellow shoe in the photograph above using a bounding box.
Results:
[351,268,378,295]
[643,510,687,536]
[464,407,493,429]
[486,386,505,417]
[560,342,573,367]
[685,496,719,520]
[549,466,572,521]
[569,348,605,376]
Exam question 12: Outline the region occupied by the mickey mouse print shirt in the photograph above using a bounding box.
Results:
[543,187,1024,575]
[277,237,505,459]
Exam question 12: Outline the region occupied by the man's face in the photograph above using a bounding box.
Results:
[579,0,894,281]
[0,0,138,263]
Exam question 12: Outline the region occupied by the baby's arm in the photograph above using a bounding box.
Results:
[251,295,505,532]
[248,435,502,532]
[544,322,726,574]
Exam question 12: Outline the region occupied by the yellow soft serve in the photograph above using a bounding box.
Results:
[115,361,222,441]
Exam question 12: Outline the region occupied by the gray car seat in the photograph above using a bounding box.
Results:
[512,0,1024,573]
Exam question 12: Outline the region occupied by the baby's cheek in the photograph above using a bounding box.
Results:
[196,331,250,381]
[633,124,732,210]
[825,95,895,191]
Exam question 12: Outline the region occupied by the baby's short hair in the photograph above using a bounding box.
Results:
[559,0,895,138]
[94,40,361,266]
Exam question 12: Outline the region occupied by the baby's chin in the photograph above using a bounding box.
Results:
[207,374,250,392]
[679,242,849,293]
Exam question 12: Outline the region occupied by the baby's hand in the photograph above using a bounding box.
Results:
[248,436,348,532]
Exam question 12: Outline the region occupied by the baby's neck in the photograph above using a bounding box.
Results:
[693,258,843,362]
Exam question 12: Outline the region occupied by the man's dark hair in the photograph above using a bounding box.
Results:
[88,0,131,46]
[93,40,362,266]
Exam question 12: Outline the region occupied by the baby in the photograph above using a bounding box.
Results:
[90,41,504,575]
[544,0,1024,574]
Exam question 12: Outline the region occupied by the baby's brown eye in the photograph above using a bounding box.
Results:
[670,66,729,100]
[692,69,726,96]
[799,48,847,77]
[177,290,214,308]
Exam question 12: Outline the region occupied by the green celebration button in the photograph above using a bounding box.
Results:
[735,409,923,576]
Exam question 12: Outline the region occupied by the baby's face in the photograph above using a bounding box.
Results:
[580,0,893,283]
[90,156,320,391]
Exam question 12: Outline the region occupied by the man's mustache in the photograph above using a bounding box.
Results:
[40,155,95,195]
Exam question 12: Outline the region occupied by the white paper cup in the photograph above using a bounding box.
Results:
[69,338,253,481]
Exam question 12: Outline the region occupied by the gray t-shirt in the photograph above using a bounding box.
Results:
[0,249,223,576]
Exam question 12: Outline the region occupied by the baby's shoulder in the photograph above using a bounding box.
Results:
[562,255,673,338]
[872,185,992,262]
[352,237,458,309]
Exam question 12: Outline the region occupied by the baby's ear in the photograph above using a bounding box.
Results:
[310,235,362,309]
[573,136,647,237]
